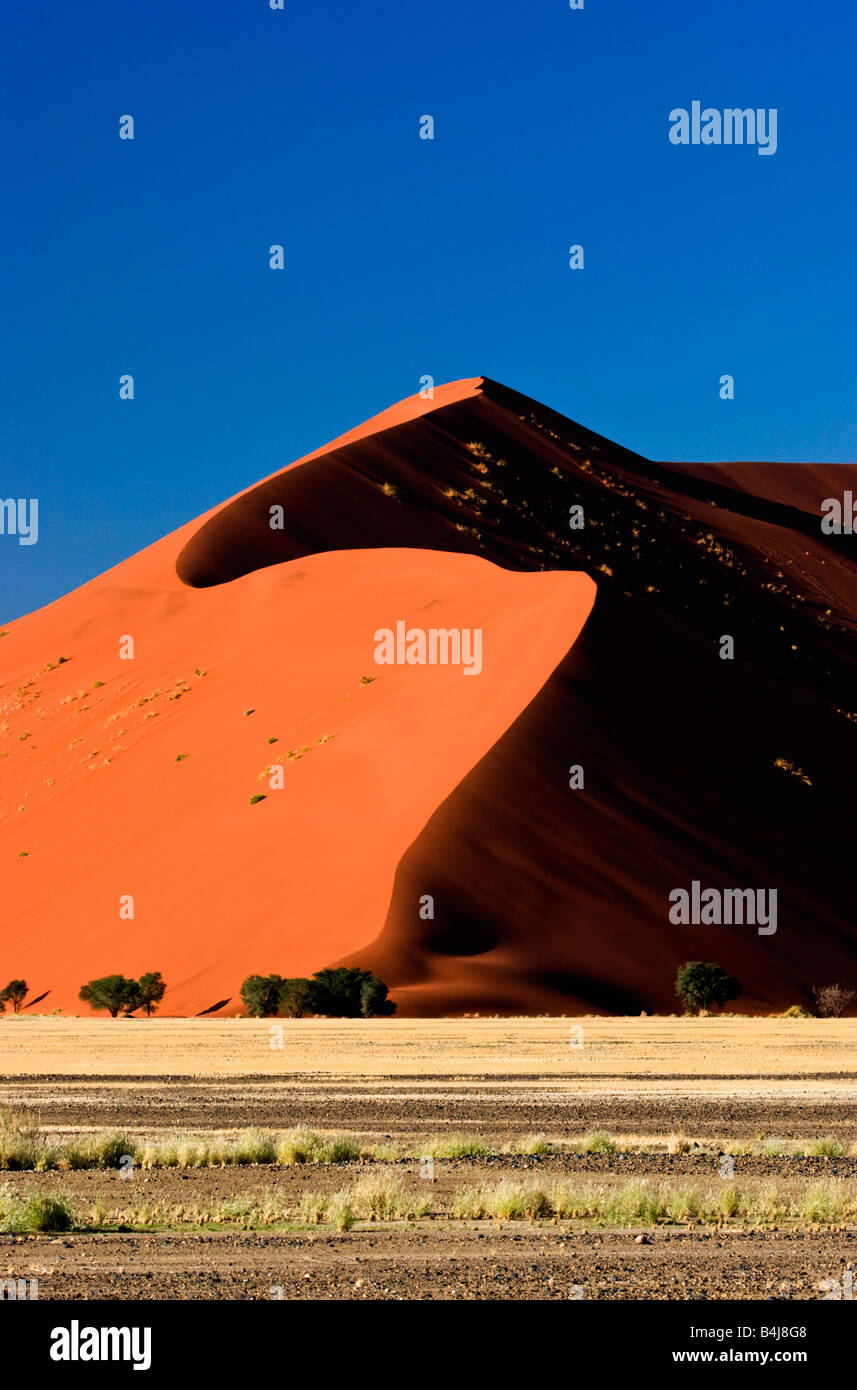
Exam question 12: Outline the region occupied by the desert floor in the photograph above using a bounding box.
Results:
[0,1016,855,1300]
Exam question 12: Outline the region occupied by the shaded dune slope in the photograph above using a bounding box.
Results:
[3,376,857,1015]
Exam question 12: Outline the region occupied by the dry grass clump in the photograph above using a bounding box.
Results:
[567,1131,849,1159]
[139,1137,219,1168]
[138,1127,362,1169]
[576,1130,617,1154]
[413,1134,489,1160]
[800,1181,848,1223]
[0,1109,137,1172]
[508,1134,555,1156]
[63,1131,137,1170]
[217,1190,285,1225]
[274,1128,362,1165]
[0,1108,52,1171]
[230,1128,278,1164]
[449,1178,857,1227]
[1,1115,377,1173]
[453,1181,553,1220]
[805,1136,844,1158]
[297,1170,430,1229]
[298,1190,354,1230]
[349,1170,432,1221]
[97,1189,291,1231]
[0,1182,77,1232]
[666,1133,692,1155]
[757,1139,796,1157]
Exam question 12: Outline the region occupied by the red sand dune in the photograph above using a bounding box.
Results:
[2,376,856,1016]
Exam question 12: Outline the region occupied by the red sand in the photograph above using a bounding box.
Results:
[2,377,856,1016]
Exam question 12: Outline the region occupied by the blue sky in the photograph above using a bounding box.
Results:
[1,0,855,621]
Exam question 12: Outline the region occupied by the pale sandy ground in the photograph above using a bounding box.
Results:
[1,1018,855,1300]
[0,1016,854,1096]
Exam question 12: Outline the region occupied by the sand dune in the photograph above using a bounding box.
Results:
[2,377,856,1015]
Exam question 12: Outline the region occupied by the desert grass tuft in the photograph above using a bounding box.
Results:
[350,1170,432,1221]
[0,1108,52,1171]
[666,1133,692,1155]
[662,1184,701,1224]
[805,1136,844,1158]
[800,1182,847,1223]
[758,1139,792,1157]
[453,1181,552,1221]
[230,1128,278,1165]
[578,1130,617,1154]
[0,1185,77,1233]
[716,1185,742,1218]
[63,1130,137,1170]
[296,1189,354,1230]
[327,1191,356,1231]
[275,1128,361,1165]
[509,1134,555,1156]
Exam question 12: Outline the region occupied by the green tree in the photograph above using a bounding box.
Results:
[278,978,314,1018]
[359,974,395,1018]
[120,981,144,1016]
[309,967,371,1017]
[136,972,167,1017]
[78,975,142,1018]
[675,961,740,1015]
[0,980,28,1013]
[240,974,285,1018]
[307,967,395,1017]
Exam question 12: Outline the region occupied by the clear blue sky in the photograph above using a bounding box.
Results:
[1,0,855,621]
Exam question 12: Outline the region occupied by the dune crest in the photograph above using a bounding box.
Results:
[2,377,856,1015]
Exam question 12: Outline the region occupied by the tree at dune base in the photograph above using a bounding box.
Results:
[0,980,29,1014]
[240,967,395,1018]
[675,961,740,1016]
[78,972,167,1018]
